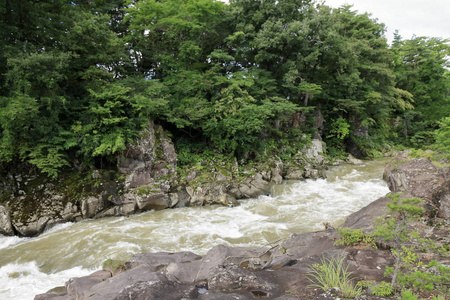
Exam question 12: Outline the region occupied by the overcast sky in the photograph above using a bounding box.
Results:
[323,0,450,43]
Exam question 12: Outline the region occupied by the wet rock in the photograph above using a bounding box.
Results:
[269,157,284,184]
[384,158,445,199]
[284,167,304,180]
[13,215,51,237]
[283,139,327,180]
[239,173,270,198]
[81,196,106,218]
[346,154,363,165]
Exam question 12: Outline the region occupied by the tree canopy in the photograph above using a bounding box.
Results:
[0,0,448,176]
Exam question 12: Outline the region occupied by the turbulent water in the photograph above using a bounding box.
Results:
[0,159,390,300]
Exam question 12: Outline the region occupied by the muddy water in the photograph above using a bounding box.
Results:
[0,159,389,299]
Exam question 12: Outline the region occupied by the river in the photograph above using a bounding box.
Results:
[0,159,390,300]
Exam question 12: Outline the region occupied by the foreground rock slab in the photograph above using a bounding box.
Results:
[35,231,392,300]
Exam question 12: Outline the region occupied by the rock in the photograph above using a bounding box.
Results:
[341,196,391,231]
[218,193,238,207]
[13,215,51,237]
[239,173,270,198]
[81,196,106,218]
[384,158,444,199]
[384,158,450,220]
[0,205,14,236]
[284,167,304,180]
[119,121,177,189]
[269,157,284,184]
[135,192,169,210]
[207,264,277,292]
[304,139,325,166]
[346,154,363,165]
[126,251,202,271]
[66,270,112,299]
[114,279,196,300]
[82,265,163,300]
[438,193,450,219]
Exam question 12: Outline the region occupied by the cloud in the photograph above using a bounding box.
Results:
[324,0,450,42]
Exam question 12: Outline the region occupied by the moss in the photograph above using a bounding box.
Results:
[135,185,160,196]
[102,258,127,272]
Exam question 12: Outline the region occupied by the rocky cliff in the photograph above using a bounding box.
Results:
[0,122,328,237]
[34,157,450,300]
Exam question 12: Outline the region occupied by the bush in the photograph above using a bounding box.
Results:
[334,228,376,248]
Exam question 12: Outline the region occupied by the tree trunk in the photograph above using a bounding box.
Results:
[292,112,300,128]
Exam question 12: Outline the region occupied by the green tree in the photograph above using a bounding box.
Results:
[391,35,450,146]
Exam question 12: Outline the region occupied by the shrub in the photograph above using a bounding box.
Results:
[371,281,394,296]
[334,228,376,248]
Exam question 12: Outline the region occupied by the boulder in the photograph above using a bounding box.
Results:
[346,154,363,165]
[384,158,450,220]
[238,173,270,198]
[341,196,391,231]
[0,205,14,236]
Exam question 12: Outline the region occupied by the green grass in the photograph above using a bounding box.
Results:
[307,256,362,298]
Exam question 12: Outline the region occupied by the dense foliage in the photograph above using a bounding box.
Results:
[0,0,449,176]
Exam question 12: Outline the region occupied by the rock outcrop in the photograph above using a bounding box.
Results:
[384,157,450,220]
[34,157,450,300]
[34,231,393,300]
[0,122,327,237]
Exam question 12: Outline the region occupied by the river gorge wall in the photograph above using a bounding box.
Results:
[0,121,330,237]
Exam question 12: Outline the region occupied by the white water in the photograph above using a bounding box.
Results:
[0,159,389,300]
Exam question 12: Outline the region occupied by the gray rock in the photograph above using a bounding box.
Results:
[341,196,391,231]
[346,154,363,165]
[207,264,277,292]
[0,205,14,236]
[81,196,105,218]
[126,251,202,271]
[239,173,270,198]
[437,193,450,219]
[304,139,325,166]
[66,270,112,300]
[384,158,450,220]
[82,265,162,300]
[119,121,177,190]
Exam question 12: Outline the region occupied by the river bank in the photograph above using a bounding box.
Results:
[1,159,390,299]
[0,122,334,238]
[34,157,450,300]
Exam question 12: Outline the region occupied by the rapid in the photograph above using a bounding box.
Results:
[0,159,390,300]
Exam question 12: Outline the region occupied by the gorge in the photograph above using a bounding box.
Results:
[1,159,390,299]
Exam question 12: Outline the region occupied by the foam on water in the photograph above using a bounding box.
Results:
[0,261,93,300]
[0,159,390,299]
[0,235,26,250]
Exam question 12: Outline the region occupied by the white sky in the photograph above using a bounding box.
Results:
[323,0,450,43]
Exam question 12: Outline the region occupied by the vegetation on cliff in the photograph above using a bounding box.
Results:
[0,0,449,177]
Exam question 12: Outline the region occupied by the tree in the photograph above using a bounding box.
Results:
[375,194,424,287]
[391,35,450,146]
